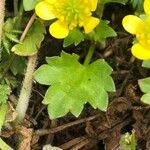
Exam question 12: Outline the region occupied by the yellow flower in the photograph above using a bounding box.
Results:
[122,0,150,60]
[35,0,100,39]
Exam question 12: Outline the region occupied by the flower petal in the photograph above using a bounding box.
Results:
[35,1,55,20]
[144,0,150,14]
[88,0,98,11]
[122,15,144,34]
[131,43,150,60]
[49,21,69,39]
[83,17,100,33]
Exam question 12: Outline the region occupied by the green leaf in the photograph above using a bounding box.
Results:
[11,20,46,56]
[10,56,27,75]
[88,20,117,42]
[141,93,150,105]
[5,33,21,44]
[142,60,150,68]
[2,37,11,54]
[23,0,40,11]
[0,138,13,150]
[34,51,115,119]
[139,77,150,104]
[0,84,11,104]
[2,18,19,54]
[0,103,8,132]
[3,18,14,31]
[63,29,85,47]
[139,77,150,93]
[130,0,144,12]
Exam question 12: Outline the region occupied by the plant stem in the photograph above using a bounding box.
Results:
[83,2,104,66]
[15,14,37,123]
[83,44,95,66]
[13,0,18,16]
[0,0,6,59]
[131,130,136,150]
[97,2,105,19]
[16,54,37,123]
[14,1,24,29]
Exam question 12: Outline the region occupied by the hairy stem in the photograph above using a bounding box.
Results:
[16,54,37,123]
[0,0,6,57]
[15,14,37,123]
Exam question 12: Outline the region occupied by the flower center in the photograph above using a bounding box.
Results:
[53,0,91,29]
[137,23,150,47]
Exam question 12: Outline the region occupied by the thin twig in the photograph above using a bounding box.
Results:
[60,136,87,149]
[34,114,100,136]
[70,138,90,150]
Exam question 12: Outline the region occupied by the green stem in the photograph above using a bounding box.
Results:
[97,2,105,19]
[131,130,136,150]
[83,44,95,66]
[13,0,19,16]
[83,3,104,66]
[14,1,24,29]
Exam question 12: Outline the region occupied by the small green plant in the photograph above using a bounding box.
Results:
[122,0,150,105]
[120,131,136,150]
[3,0,149,149]
[34,51,115,118]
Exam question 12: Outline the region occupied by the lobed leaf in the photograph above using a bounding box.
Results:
[11,20,45,56]
[142,60,150,68]
[139,77,150,94]
[63,29,85,47]
[88,20,117,42]
[34,51,115,119]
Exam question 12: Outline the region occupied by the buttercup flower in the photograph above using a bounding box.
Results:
[122,0,150,60]
[35,0,100,39]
